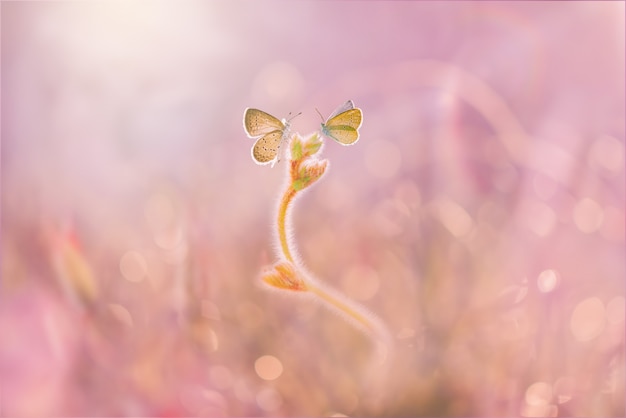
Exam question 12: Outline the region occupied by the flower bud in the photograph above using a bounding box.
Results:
[261,261,307,291]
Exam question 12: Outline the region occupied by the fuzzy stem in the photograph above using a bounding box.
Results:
[267,133,390,358]
[307,282,378,335]
[277,186,297,263]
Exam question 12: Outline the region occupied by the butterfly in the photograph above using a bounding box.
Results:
[318,100,363,146]
[243,108,300,166]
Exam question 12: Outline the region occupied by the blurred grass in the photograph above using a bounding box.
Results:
[1,1,624,417]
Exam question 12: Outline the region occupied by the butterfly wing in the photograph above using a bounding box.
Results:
[322,125,360,145]
[322,108,363,145]
[327,100,355,120]
[244,108,285,137]
[251,130,284,165]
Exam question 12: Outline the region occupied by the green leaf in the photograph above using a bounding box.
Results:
[305,141,322,156]
[304,133,322,155]
[291,140,303,160]
[292,178,309,191]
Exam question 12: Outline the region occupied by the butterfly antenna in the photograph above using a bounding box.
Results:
[315,108,324,122]
[287,111,302,122]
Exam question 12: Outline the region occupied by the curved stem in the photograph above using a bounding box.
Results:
[275,174,386,342]
[277,186,297,263]
[308,283,379,335]
[268,134,390,358]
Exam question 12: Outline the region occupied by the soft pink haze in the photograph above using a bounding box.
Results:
[1,2,624,416]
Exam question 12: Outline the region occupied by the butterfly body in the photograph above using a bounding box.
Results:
[243,108,294,166]
[319,100,363,146]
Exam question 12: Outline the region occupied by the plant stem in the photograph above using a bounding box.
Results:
[277,186,297,264]
[269,134,390,357]
[307,282,378,335]
[276,174,384,340]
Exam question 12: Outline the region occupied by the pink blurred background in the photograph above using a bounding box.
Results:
[1,1,624,416]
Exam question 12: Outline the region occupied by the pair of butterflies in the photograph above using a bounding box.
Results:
[243,100,363,166]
